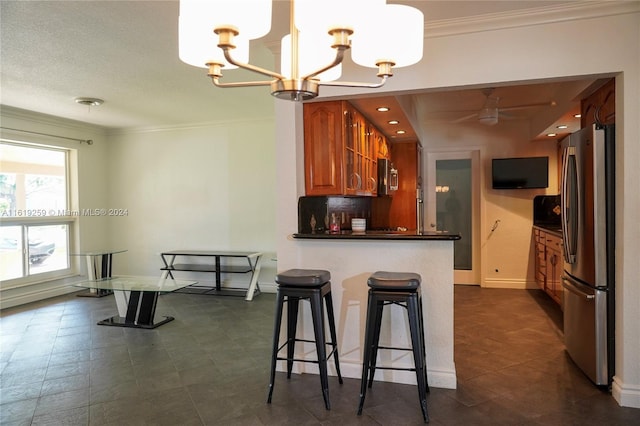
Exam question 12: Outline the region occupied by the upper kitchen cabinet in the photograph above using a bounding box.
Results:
[375,127,391,160]
[581,78,615,127]
[304,101,385,196]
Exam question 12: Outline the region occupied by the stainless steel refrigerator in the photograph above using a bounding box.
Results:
[560,123,615,386]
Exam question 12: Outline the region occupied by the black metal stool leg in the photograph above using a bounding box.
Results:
[286,296,300,378]
[368,296,385,389]
[267,290,285,404]
[358,291,376,415]
[324,291,343,384]
[310,289,330,410]
[418,294,430,392]
[408,293,429,423]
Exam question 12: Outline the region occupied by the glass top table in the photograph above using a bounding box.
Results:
[71,249,128,297]
[75,276,195,293]
[70,249,128,257]
[75,276,196,329]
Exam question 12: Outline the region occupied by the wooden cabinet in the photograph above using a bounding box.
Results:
[581,78,615,127]
[388,141,421,230]
[533,227,563,306]
[345,109,378,194]
[304,101,384,196]
[547,236,563,305]
[375,127,390,160]
[534,230,547,290]
[304,101,344,195]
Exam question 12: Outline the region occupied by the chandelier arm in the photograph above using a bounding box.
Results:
[223,49,285,80]
[318,75,390,89]
[210,77,273,88]
[301,48,346,81]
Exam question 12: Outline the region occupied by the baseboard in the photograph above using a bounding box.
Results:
[612,376,640,408]
[1,279,276,310]
[0,282,79,310]
[483,278,538,290]
[259,282,277,294]
[277,358,457,390]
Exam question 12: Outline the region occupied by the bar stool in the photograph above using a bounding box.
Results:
[267,269,343,410]
[357,271,429,423]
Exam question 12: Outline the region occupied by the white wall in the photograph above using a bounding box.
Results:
[0,110,279,304]
[276,5,640,408]
[106,119,278,287]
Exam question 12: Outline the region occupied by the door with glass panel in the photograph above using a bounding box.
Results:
[426,150,480,285]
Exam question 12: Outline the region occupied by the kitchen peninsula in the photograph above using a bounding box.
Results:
[281,97,460,389]
[284,231,460,389]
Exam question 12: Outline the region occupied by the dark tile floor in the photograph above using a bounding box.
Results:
[1,286,639,425]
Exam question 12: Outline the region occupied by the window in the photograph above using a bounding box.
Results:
[0,141,75,287]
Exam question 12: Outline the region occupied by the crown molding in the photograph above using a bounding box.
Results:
[264,2,638,55]
[104,115,275,137]
[0,105,107,134]
[424,1,640,38]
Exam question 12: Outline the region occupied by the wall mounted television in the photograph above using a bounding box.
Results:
[492,156,549,189]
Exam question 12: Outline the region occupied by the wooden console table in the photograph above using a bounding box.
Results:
[159,250,263,301]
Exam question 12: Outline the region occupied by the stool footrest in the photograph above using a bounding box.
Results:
[374,345,413,352]
[371,365,421,372]
[276,338,339,364]
[276,356,321,364]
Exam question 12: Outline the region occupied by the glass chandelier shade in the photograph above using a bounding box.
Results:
[293,0,385,34]
[180,0,272,42]
[351,4,424,68]
[281,32,341,81]
[178,0,425,100]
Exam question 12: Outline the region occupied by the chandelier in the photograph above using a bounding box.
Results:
[179,0,424,101]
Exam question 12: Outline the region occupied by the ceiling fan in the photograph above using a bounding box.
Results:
[452,88,556,126]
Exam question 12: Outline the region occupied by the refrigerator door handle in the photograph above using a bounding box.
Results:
[561,146,577,264]
[416,194,424,233]
[562,276,595,300]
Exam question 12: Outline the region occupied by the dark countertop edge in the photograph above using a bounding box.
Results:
[292,232,461,241]
[533,224,563,237]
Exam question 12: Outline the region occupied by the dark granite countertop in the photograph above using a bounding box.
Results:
[292,230,461,241]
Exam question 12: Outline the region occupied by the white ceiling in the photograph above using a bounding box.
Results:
[0,1,600,140]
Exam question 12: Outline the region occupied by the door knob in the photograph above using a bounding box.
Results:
[430,223,436,228]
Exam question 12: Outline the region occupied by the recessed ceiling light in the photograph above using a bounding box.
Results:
[547,133,557,137]
[74,97,104,106]
[377,106,390,112]
[574,113,581,118]
[396,130,406,135]
[388,120,399,125]
[557,125,568,129]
